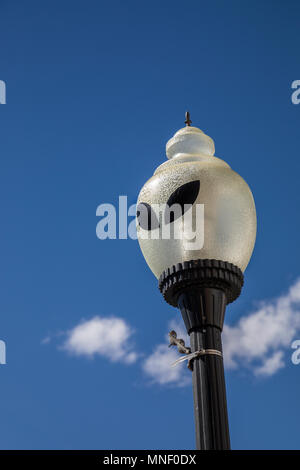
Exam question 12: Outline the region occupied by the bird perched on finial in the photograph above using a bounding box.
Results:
[185,111,192,126]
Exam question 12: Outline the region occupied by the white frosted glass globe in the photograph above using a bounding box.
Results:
[136,125,256,279]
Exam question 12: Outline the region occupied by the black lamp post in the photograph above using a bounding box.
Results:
[136,114,256,450]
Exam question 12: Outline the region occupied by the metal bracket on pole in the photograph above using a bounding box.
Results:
[168,330,191,354]
[169,330,223,370]
[171,348,223,370]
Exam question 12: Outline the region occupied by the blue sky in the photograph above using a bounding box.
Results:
[0,0,300,450]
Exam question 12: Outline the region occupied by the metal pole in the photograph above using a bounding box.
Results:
[159,259,244,450]
[190,327,230,450]
[177,285,231,450]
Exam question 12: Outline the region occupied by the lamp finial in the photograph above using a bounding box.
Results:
[185,111,192,126]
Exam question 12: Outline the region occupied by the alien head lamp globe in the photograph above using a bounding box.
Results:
[136,124,256,279]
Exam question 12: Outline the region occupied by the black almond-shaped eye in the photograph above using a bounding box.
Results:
[137,202,160,231]
[165,180,200,224]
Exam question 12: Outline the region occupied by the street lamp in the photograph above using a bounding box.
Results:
[136,113,256,450]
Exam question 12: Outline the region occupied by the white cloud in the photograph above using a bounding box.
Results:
[62,316,138,364]
[223,278,300,376]
[41,336,51,345]
[142,317,191,386]
[254,351,285,377]
[143,344,191,386]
